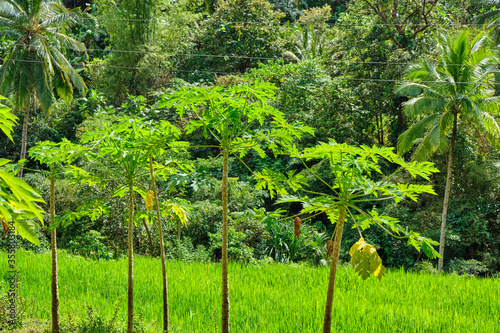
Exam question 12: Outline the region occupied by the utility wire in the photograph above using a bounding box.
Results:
[2,56,500,85]
[3,43,498,68]
[90,17,495,27]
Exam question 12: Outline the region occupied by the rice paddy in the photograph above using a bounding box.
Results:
[1,250,499,332]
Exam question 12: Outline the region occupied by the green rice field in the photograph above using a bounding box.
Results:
[1,250,499,332]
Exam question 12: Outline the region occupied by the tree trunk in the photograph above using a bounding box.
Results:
[50,173,61,333]
[221,148,230,333]
[177,220,181,241]
[127,182,135,333]
[150,156,169,333]
[322,207,346,333]
[142,217,154,257]
[17,97,31,178]
[438,113,457,273]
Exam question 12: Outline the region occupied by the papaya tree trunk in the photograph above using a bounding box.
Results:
[150,155,169,333]
[221,148,230,333]
[438,112,457,273]
[322,207,346,333]
[127,181,135,333]
[50,172,61,333]
[17,97,31,178]
[142,217,154,257]
[177,220,181,241]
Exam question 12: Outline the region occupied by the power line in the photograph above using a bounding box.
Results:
[92,17,492,28]
[2,56,500,85]
[3,43,498,68]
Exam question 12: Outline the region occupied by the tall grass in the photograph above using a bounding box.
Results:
[1,250,499,332]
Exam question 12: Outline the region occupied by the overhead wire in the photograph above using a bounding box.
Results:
[2,43,497,68]
[2,56,500,85]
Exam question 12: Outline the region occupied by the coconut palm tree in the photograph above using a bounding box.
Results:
[396,30,500,272]
[473,0,500,44]
[0,0,90,177]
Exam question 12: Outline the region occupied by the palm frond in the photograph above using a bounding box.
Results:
[404,62,438,81]
[473,8,500,24]
[30,34,54,74]
[475,95,500,115]
[397,113,441,155]
[470,31,488,55]
[396,82,446,100]
[32,59,54,112]
[0,0,25,19]
[49,46,87,96]
[49,30,86,52]
[412,111,453,161]
[403,96,447,119]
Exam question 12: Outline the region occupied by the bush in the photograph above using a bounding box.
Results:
[412,261,437,275]
[263,214,328,264]
[165,237,211,263]
[209,226,255,263]
[67,230,112,260]
[448,259,490,277]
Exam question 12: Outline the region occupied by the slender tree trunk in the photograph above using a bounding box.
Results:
[142,217,154,257]
[50,172,60,333]
[438,113,458,273]
[150,156,169,333]
[177,220,181,241]
[17,97,31,178]
[221,148,230,333]
[127,182,135,333]
[322,207,346,333]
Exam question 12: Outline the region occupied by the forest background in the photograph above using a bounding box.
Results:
[1,0,500,278]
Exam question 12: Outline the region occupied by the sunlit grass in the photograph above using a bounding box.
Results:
[1,250,499,332]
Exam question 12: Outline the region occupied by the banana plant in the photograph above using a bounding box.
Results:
[255,140,441,333]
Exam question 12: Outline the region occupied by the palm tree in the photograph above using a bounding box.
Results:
[396,30,500,272]
[0,0,89,177]
[473,0,500,44]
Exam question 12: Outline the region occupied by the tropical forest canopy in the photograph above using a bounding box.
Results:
[2,0,500,276]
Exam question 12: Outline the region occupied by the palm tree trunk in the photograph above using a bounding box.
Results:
[142,217,154,257]
[50,172,60,333]
[150,156,169,333]
[438,113,457,272]
[127,182,135,333]
[221,148,230,333]
[17,97,31,178]
[322,207,346,333]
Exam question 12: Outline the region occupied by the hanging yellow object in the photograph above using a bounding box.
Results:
[349,238,387,282]
[146,190,154,211]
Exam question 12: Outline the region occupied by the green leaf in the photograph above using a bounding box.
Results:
[349,238,386,281]
[15,219,40,246]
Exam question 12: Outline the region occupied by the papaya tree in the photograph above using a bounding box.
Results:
[137,122,189,333]
[29,139,87,333]
[255,140,441,333]
[79,115,183,333]
[160,81,314,333]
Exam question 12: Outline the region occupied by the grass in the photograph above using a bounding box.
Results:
[1,250,499,332]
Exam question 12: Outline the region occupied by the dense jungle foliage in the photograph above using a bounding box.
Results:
[1,0,500,276]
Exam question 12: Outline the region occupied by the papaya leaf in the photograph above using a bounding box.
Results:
[349,238,386,281]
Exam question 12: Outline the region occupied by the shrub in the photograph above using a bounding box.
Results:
[67,230,112,260]
[448,259,490,277]
[209,226,255,263]
[165,237,211,263]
